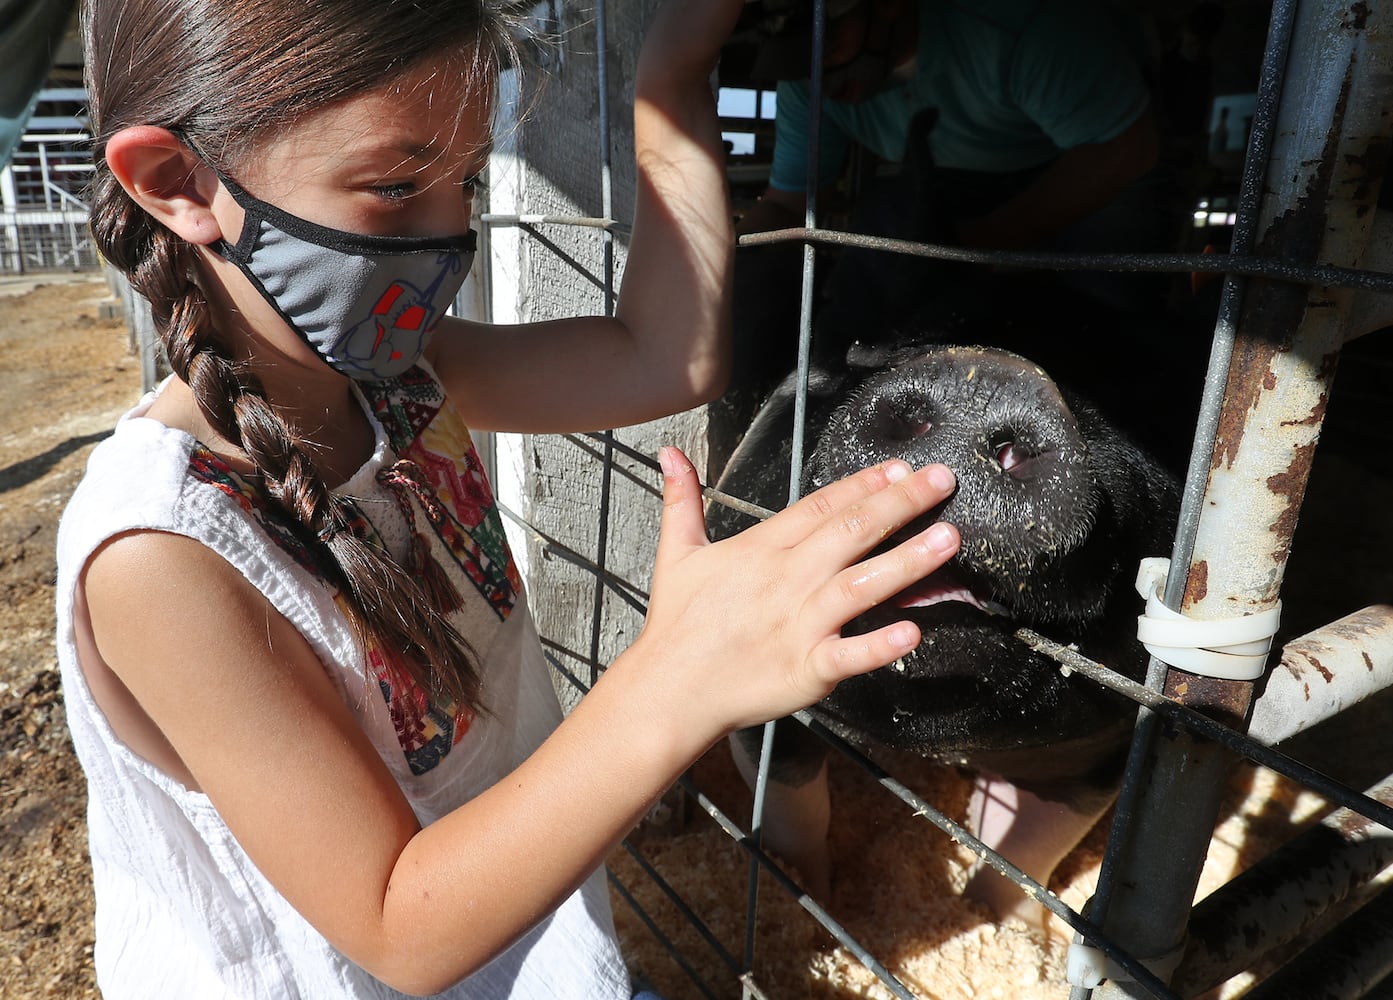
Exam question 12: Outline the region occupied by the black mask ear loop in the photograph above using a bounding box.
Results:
[165,128,317,353]
[165,130,254,264]
[202,171,262,268]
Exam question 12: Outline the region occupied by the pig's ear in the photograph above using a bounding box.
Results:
[845,341,897,370]
[844,331,933,372]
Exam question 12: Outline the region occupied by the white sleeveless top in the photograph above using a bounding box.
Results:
[55,370,631,999]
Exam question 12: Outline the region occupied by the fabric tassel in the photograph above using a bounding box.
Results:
[377,459,465,615]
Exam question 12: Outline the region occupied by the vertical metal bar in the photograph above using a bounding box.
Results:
[1086,0,1393,995]
[586,0,618,691]
[597,4,616,312]
[789,0,826,505]
[2,166,23,274]
[1077,4,1300,980]
[746,2,829,989]
[39,143,52,211]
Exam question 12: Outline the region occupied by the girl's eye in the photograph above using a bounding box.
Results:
[373,182,416,201]
[461,173,481,192]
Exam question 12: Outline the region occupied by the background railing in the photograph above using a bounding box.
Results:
[0,88,97,275]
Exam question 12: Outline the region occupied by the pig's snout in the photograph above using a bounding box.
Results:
[817,347,1101,610]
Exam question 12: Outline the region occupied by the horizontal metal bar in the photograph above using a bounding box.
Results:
[1238,885,1393,1000]
[4,162,91,171]
[23,117,88,131]
[738,227,1393,293]
[480,212,630,235]
[1014,628,1393,834]
[0,210,89,225]
[579,430,779,522]
[1173,774,1393,995]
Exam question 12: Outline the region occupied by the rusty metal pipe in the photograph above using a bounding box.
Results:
[1232,885,1393,1000]
[1172,775,1393,995]
[1088,1,1393,996]
[1249,606,1393,745]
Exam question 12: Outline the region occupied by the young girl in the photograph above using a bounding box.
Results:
[57,0,961,996]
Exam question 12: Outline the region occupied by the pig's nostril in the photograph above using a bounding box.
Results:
[875,400,933,441]
[992,435,1040,477]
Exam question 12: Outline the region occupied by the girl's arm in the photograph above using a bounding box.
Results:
[428,0,741,433]
[82,453,958,995]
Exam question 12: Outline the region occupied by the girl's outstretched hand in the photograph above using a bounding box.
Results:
[634,446,960,742]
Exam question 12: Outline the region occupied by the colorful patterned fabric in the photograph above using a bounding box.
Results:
[187,448,324,576]
[184,365,518,776]
[363,366,523,620]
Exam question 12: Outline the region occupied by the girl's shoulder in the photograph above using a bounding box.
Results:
[59,407,202,549]
[56,401,317,587]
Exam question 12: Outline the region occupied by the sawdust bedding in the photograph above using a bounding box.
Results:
[608,738,1328,1000]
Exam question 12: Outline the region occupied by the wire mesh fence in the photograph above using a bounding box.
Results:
[473,0,1393,997]
[0,211,99,273]
[106,0,1393,995]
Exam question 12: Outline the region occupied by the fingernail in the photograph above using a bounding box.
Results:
[925,522,957,552]
[659,447,684,477]
[883,460,910,483]
[890,624,919,653]
[926,464,955,492]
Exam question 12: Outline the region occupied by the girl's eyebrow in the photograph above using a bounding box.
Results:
[375,138,495,175]
[385,132,495,159]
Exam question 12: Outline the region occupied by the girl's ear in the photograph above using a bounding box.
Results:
[104,126,225,245]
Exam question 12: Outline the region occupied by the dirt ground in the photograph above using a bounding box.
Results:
[1,273,133,999]
[1,271,1389,999]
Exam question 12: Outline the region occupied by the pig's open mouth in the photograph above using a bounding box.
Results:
[862,526,1009,620]
[888,565,1009,618]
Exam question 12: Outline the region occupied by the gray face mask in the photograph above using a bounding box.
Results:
[209,171,477,381]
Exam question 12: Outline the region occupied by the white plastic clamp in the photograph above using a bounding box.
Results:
[1134,557,1281,681]
[1066,938,1185,989]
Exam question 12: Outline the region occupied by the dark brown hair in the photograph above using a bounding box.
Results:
[83,0,526,713]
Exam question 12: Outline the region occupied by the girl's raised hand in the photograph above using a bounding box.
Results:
[635,446,960,742]
[638,0,749,83]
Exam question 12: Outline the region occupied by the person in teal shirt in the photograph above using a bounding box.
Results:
[759,0,1157,232]
[721,0,1168,435]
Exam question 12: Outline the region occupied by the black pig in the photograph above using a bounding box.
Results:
[708,340,1181,916]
